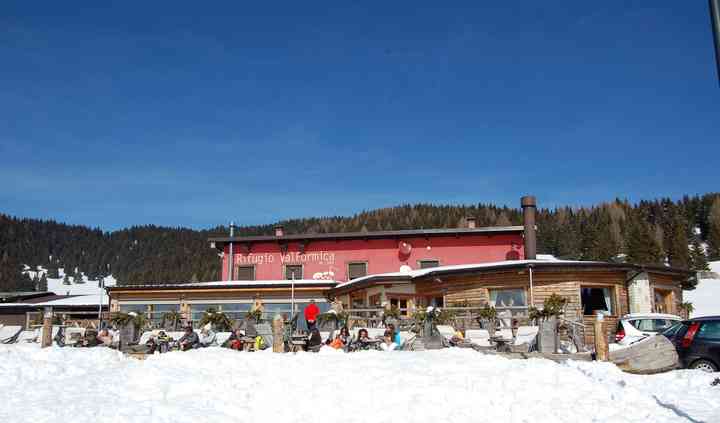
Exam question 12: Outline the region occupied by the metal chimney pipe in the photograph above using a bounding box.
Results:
[466,216,476,229]
[521,196,537,260]
[228,222,236,281]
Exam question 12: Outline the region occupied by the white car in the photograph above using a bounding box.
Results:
[614,313,681,345]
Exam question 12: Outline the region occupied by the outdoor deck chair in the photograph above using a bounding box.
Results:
[512,326,539,352]
[16,330,39,343]
[464,329,492,347]
[255,323,273,349]
[0,325,22,344]
[435,325,457,341]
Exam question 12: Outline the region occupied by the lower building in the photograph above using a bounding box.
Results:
[107,259,690,345]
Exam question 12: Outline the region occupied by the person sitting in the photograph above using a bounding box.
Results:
[223,328,244,350]
[96,329,113,347]
[199,324,216,347]
[380,329,397,351]
[387,323,402,347]
[306,327,322,352]
[178,326,200,351]
[337,326,351,345]
[349,328,371,351]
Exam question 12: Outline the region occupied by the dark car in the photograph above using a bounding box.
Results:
[662,316,720,372]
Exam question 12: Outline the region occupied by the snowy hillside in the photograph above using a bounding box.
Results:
[23,266,116,296]
[685,260,720,318]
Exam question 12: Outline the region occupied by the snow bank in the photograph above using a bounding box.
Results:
[686,260,720,318]
[0,345,717,423]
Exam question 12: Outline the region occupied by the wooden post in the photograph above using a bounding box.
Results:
[41,306,53,348]
[593,313,609,361]
[272,314,284,353]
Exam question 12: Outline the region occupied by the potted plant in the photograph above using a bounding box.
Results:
[678,301,694,319]
[477,304,497,337]
[198,308,234,332]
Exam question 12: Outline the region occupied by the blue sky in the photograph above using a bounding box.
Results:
[1,1,718,230]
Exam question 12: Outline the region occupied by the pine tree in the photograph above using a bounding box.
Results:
[625,213,663,265]
[707,198,720,260]
[689,236,709,272]
[38,273,48,292]
[665,209,690,269]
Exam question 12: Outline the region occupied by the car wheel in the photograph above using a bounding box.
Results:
[689,359,718,372]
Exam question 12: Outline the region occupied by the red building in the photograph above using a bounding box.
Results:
[209,222,526,282]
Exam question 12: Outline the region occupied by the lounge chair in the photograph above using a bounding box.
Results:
[512,326,539,352]
[0,325,22,344]
[435,325,456,341]
[215,332,232,346]
[16,330,39,343]
[464,329,492,348]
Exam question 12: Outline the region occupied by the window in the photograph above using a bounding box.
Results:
[351,297,365,308]
[149,304,180,322]
[285,264,303,280]
[432,297,444,307]
[581,287,614,316]
[696,321,720,340]
[235,265,255,281]
[418,259,440,269]
[489,289,527,308]
[628,319,676,332]
[221,303,252,319]
[389,298,409,316]
[347,262,368,279]
[369,294,381,307]
[653,289,673,314]
[119,304,149,314]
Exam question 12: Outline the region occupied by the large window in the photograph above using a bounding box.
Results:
[418,259,440,269]
[119,304,149,314]
[348,262,368,279]
[285,264,303,280]
[235,265,255,281]
[149,304,180,323]
[489,289,527,308]
[581,287,615,316]
[189,303,222,320]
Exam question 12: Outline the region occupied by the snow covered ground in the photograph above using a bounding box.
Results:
[0,345,717,423]
[686,260,720,318]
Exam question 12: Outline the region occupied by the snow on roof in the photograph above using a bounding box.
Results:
[334,259,599,289]
[685,260,720,318]
[47,274,116,296]
[0,294,108,308]
[113,279,338,289]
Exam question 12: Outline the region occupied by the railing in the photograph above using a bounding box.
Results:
[342,306,532,331]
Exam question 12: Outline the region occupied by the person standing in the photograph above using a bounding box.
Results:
[304,299,320,332]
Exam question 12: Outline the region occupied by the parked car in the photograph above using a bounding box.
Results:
[614,313,681,345]
[662,316,720,372]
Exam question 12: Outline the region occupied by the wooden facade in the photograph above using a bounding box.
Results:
[332,263,689,346]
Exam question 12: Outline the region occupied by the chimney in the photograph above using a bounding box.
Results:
[466,216,476,229]
[521,196,537,260]
[274,225,284,237]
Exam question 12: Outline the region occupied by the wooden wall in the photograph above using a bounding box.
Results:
[416,268,631,345]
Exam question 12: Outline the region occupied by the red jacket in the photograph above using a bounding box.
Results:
[304,303,320,322]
